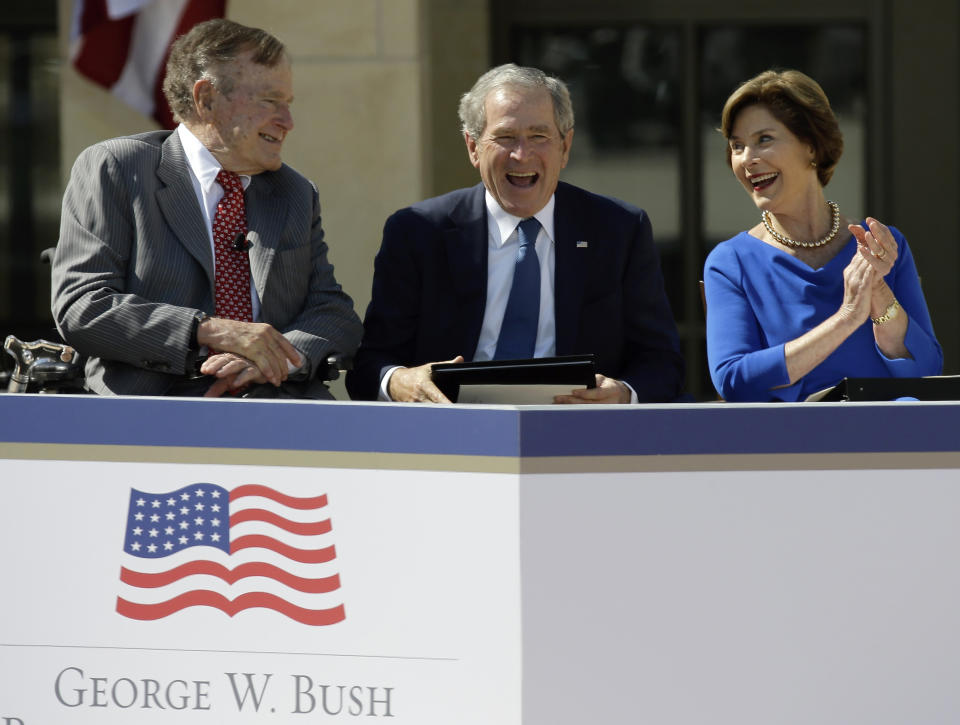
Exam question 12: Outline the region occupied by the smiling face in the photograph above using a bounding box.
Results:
[196,50,294,175]
[728,104,820,213]
[465,86,573,219]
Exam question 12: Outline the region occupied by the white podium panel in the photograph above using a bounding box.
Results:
[519,468,960,724]
[0,451,522,723]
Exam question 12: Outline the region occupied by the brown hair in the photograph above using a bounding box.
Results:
[720,69,843,186]
[162,19,287,124]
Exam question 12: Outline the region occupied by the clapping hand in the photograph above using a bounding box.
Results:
[850,217,897,283]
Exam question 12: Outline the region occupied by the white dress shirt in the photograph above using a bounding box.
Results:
[473,190,557,360]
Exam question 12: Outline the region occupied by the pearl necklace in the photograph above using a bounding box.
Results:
[761,200,840,248]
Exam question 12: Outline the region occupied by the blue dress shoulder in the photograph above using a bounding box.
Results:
[703,226,942,402]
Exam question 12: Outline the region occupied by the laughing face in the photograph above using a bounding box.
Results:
[728,104,819,212]
[465,86,573,219]
[200,50,294,175]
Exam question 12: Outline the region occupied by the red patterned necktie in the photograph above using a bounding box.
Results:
[212,170,253,322]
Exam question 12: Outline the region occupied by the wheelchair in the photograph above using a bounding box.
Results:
[3,334,349,395]
[3,333,349,395]
[3,247,348,394]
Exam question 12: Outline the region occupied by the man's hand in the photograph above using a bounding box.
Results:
[197,317,301,386]
[554,374,632,404]
[200,352,267,397]
[388,356,464,403]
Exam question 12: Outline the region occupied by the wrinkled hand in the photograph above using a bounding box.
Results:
[196,317,301,387]
[838,252,877,327]
[388,356,464,403]
[554,374,632,404]
[200,352,267,397]
[850,217,897,283]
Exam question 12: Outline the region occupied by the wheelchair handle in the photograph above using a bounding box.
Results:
[4,335,81,393]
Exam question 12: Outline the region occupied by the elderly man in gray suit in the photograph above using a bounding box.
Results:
[52,19,361,398]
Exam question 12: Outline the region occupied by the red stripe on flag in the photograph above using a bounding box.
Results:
[120,563,341,594]
[78,0,110,33]
[231,485,329,511]
[230,508,333,535]
[73,14,136,88]
[231,534,337,563]
[117,592,347,626]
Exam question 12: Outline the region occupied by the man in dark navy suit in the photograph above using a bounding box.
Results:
[346,63,684,404]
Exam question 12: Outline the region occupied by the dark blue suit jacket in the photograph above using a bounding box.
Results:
[346,181,684,402]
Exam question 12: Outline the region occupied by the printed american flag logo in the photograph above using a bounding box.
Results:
[116,483,345,626]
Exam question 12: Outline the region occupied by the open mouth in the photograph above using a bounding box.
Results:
[749,172,778,191]
[260,132,282,144]
[507,171,538,188]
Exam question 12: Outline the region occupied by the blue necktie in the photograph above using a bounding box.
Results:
[494,217,541,360]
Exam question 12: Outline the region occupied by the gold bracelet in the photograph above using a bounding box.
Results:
[872,298,900,326]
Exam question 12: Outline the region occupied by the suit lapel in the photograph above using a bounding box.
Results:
[446,184,488,358]
[244,176,285,304]
[552,183,587,355]
[155,132,215,288]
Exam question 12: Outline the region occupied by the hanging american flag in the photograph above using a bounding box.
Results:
[116,483,345,626]
[70,0,227,128]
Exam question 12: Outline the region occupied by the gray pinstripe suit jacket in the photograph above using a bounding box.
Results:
[51,130,362,397]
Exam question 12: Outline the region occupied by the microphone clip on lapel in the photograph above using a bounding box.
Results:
[233,232,252,252]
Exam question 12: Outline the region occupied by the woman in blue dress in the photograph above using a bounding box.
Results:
[703,69,942,402]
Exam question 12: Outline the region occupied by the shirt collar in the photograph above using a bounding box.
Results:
[484,189,556,247]
[177,124,251,192]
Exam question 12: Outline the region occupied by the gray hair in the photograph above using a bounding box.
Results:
[162,19,287,124]
[458,63,575,141]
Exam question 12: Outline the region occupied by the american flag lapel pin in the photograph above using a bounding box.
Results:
[576,240,589,248]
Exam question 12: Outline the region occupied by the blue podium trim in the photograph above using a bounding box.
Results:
[0,396,518,457]
[1,396,959,459]
[517,404,960,457]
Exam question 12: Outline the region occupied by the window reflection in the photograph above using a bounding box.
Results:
[514,26,683,240]
[0,30,60,336]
